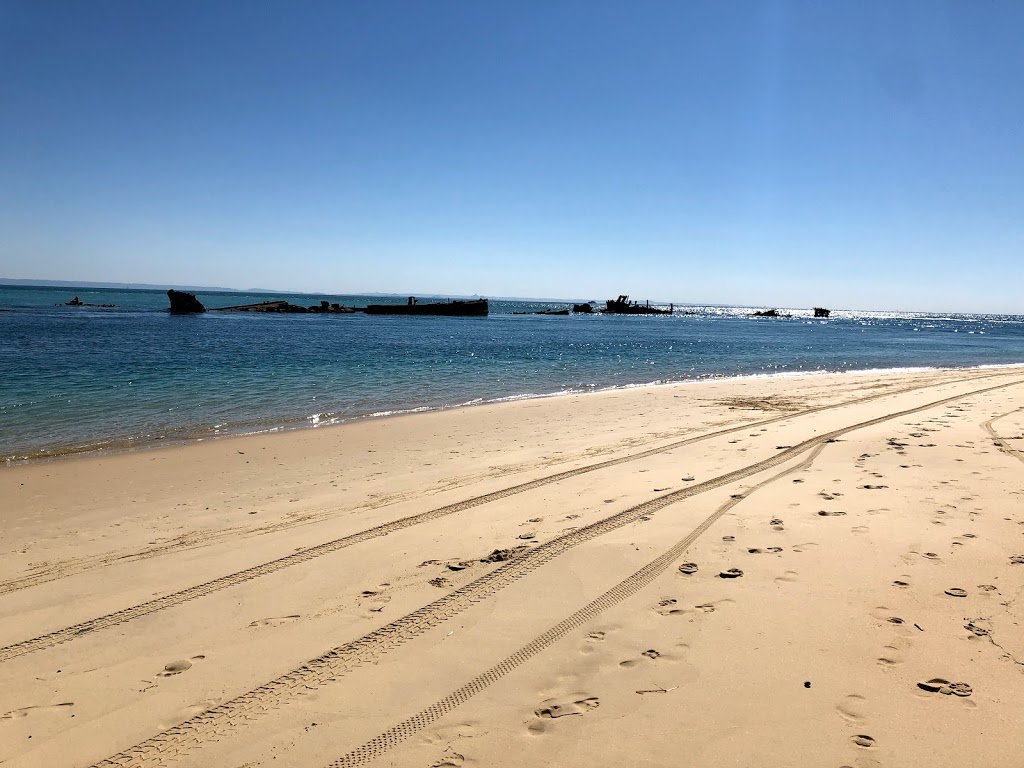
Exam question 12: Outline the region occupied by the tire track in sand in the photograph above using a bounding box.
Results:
[0,375,999,660]
[0,372,1005,598]
[982,407,1024,464]
[325,446,827,768]
[0,412,783,597]
[88,376,1023,768]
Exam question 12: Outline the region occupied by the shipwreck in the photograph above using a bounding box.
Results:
[600,295,673,315]
[363,297,488,316]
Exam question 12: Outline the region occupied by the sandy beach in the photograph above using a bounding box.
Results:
[2,366,1024,768]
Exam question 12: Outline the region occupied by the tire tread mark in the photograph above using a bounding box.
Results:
[982,407,1024,464]
[327,444,826,768]
[87,376,1023,768]
[0,371,1007,598]
[0,376,985,658]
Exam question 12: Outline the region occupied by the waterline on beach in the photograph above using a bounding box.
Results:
[4,286,1024,464]
[8,361,1024,465]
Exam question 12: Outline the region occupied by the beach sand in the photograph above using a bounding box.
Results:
[2,366,1024,768]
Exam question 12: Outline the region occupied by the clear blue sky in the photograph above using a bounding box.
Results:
[1,1,1021,312]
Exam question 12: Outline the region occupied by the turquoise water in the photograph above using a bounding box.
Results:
[2,284,1023,462]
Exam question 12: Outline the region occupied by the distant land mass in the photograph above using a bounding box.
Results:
[0,278,243,292]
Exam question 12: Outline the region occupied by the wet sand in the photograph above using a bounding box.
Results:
[2,366,1024,768]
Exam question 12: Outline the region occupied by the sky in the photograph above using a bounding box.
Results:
[1,1,1022,312]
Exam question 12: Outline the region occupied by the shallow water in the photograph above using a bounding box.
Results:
[2,285,1023,461]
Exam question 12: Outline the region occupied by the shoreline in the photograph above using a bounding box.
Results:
[6,361,1024,467]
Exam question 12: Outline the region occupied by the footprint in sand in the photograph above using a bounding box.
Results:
[892,579,910,588]
[944,588,968,598]
[429,750,465,768]
[851,525,870,534]
[775,570,799,584]
[877,636,911,668]
[917,678,973,697]
[747,547,783,554]
[965,620,991,638]
[158,656,205,677]
[654,598,684,616]
[836,694,867,723]
[817,510,847,517]
[695,598,735,613]
[770,518,784,530]
[534,696,600,719]
[719,568,744,579]
[677,562,699,575]
[859,485,889,490]
[587,631,606,642]
[722,535,735,542]
[921,552,942,562]
[1,702,74,720]
[870,607,909,627]
[851,734,876,748]
[791,542,818,553]
[531,695,600,731]
[1010,555,1024,565]
[620,649,662,667]
[877,652,904,668]
[977,584,998,592]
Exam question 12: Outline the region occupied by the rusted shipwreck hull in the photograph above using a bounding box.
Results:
[600,295,673,315]
[364,297,488,316]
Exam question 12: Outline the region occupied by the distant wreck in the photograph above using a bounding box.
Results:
[600,295,673,315]
[166,290,486,316]
[61,295,115,308]
[167,290,356,314]
[364,297,488,316]
[167,290,206,313]
[214,299,355,314]
[751,307,830,318]
[513,307,570,316]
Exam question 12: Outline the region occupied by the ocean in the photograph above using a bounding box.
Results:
[3,284,1023,462]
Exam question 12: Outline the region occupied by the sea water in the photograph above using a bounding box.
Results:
[2,284,1023,462]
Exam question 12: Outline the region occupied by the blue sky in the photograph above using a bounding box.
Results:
[1,1,1021,312]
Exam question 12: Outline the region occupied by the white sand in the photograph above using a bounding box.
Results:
[2,366,1023,767]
